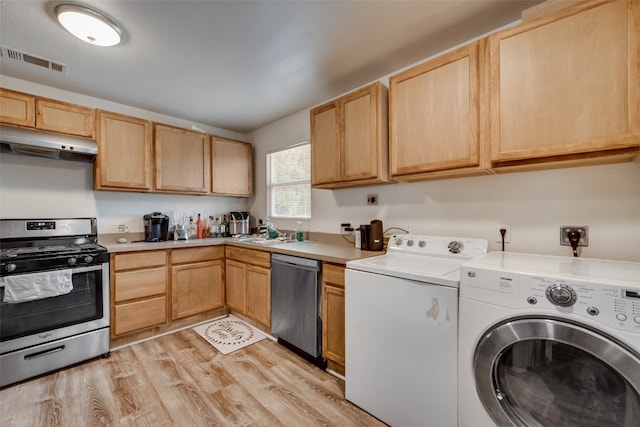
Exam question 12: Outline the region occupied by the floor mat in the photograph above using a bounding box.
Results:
[193,315,266,355]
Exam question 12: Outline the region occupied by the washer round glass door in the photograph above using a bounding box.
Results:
[474,317,640,427]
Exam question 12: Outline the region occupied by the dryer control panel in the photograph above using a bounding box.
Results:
[520,274,640,333]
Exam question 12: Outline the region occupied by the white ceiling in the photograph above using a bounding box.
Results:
[0,0,541,134]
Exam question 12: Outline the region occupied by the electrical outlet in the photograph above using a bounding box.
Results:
[560,226,589,247]
[367,194,378,205]
[496,224,511,243]
[341,223,353,234]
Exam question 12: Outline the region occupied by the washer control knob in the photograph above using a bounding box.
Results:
[407,240,414,247]
[84,255,93,264]
[527,296,537,305]
[586,306,600,316]
[448,241,463,254]
[545,284,577,307]
[5,263,17,273]
[616,313,627,322]
[418,240,426,248]
[67,257,77,266]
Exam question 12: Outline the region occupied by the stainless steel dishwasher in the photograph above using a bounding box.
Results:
[270,253,325,368]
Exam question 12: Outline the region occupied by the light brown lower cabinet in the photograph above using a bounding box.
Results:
[225,246,271,328]
[171,246,225,320]
[111,250,168,337]
[322,262,346,375]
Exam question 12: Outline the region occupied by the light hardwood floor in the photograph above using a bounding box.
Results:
[0,329,386,426]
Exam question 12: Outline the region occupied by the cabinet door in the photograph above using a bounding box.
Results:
[225,259,246,313]
[154,124,211,193]
[0,88,35,127]
[114,296,167,336]
[310,102,341,185]
[171,260,224,320]
[489,1,640,164]
[211,137,253,196]
[36,99,95,138]
[389,41,483,179]
[95,111,152,190]
[322,285,345,371]
[342,84,380,181]
[322,263,345,375]
[246,265,270,328]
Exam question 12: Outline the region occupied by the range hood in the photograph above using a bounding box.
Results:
[0,125,97,162]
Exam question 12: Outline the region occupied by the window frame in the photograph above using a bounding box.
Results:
[266,141,311,220]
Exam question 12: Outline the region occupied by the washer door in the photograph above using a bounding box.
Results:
[474,317,640,427]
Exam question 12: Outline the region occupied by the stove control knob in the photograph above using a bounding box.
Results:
[418,240,426,248]
[407,239,414,247]
[545,284,577,307]
[67,257,78,266]
[5,263,17,273]
[394,238,403,246]
[83,255,93,264]
[448,241,463,254]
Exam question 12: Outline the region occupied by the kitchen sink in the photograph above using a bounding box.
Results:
[236,237,298,245]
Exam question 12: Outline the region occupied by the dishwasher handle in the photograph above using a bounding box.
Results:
[271,253,321,271]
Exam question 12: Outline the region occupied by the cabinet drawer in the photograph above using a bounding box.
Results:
[225,246,270,268]
[323,263,345,288]
[114,296,167,335]
[114,267,167,302]
[171,246,224,264]
[0,88,35,127]
[113,250,167,271]
[36,99,95,138]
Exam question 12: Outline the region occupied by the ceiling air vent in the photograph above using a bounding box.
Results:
[0,46,68,74]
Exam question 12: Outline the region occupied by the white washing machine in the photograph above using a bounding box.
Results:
[346,235,487,427]
[458,252,640,427]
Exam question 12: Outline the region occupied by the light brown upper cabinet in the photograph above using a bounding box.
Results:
[0,88,95,138]
[95,110,153,191]
[0,88,35,127]
[389,40,488,181]
[488,0,640,171]
[211,136,253,197]
[154,124,211,194]
[311,82,391,189]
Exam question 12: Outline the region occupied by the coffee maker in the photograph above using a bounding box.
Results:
[143,212,170,242]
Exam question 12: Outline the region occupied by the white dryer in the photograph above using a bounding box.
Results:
[458,252,640,427]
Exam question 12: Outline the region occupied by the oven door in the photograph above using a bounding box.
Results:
[474,316,640,427]
[0,263,110,354]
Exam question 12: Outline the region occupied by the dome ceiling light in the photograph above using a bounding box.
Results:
[54,4,123,47]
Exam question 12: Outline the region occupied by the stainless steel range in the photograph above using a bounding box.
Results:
[0,218,110,388]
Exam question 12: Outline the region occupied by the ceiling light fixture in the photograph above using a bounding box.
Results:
[54,4,123,47]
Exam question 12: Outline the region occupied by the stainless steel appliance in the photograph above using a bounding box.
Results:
[143,212,169,242]
[0,124,98,162]
[0,218,110,388]
[270,253,325,367]
[229,212,251,236]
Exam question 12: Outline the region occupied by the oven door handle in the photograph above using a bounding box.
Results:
[0,264,104,288]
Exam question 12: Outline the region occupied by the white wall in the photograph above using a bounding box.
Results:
[0,76,250,233]
[248,110,640,262]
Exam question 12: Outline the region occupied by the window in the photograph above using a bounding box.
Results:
[267,142,311,219]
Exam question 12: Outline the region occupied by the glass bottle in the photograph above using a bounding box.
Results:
[196,213,203,239]
[187,216,197,239]
[222,215,229,237]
